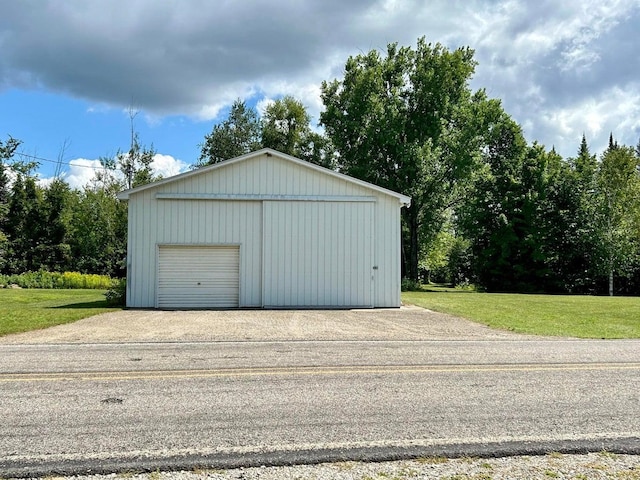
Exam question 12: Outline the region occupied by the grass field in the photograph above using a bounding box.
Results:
[2,288,638,340]
[0,289,121,337]
[402,290,640,338]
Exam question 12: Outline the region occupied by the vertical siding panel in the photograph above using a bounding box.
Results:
[141,192,151,306]
[132,196,141,306]
[327,202,336,305]
[285,202,292,305]
[263,156,271,194]
[177,201,184,244]
[303,201,311,305]
[246,159,254,193]
[173,200,180,244]
[337,203,344,305]
[375,201,386,306]
[142,195,150,306]
[241,202,248,306]
[291,202,297,305]
[276,202,282,306]
[135,195,144,306]
[126,197,136,306]
[127,197,136,306]
[350,204,358,304]
[263,202,273,305]
[307,202,315,305]
[232,163,241,193]
[197,200,204,242]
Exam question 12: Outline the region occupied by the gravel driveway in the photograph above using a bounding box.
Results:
[0,305,529,344]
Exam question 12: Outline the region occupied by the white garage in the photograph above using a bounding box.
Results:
[117,148,410,309]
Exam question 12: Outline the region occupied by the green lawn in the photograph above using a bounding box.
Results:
[402,290,640,338]
[0,289,121,337]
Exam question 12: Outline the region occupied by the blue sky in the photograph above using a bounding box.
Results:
[1,0,639,189]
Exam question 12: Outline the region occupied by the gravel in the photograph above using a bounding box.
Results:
[0,306,531,344]
[10,453,638,479]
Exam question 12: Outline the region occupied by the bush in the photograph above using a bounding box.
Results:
[104,278,126,306]
[401,277,422,291]
[0,270,114,289]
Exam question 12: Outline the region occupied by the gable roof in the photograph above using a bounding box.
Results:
[117,148,411,206]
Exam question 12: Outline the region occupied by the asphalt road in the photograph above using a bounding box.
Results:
[1,339,639,476]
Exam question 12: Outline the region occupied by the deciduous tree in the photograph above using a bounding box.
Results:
[594,143,640,295]
[321,38,493,280]
[198,99,261,166]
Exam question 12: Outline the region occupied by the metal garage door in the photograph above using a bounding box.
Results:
[157,245,239,308]
[263,201,374,307]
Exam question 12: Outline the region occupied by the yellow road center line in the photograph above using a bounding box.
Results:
[1,363,639,383]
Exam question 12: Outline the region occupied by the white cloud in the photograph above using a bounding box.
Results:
[255,97,275,118]
[38,154,188,190]
[63,158,107,189]
[151,154,189,178]
[540,83,640,155]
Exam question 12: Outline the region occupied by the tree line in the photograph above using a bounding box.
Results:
[1,37,639,295]
[0,121,156,279]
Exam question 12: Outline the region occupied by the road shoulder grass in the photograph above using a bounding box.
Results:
[0,289,121,337]
[402,290,640,338]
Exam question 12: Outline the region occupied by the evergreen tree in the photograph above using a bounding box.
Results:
[552,135,599,292]
[4,175,27,273]
[0,136,21,271]
[41,179,72,271]
[22,177,46,271]
[459,115,566,291]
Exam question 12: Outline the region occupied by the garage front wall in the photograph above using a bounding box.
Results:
[123,150,408,308]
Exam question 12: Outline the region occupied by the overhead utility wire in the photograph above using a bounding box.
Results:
[16,151,107,170]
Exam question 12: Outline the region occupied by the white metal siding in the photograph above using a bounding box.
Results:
[157,245,239,308]
[126,199,262,308]
[263,201,374,307]
[125,153,404,308]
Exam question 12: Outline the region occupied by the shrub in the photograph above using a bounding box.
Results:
[104,278,126,306]
[0,270,114,289]
[401,277,422,291]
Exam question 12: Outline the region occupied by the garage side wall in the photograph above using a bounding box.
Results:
[126,194,262,307]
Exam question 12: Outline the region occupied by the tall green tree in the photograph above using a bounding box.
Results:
[549,135,599,292]
[321,38,493,280]
[112,109,158,189]
[67,184,127,277]
[262,96,336,168]
[198,99,262,166]
[458,113,570,292]
[116,132,157,189]
[3,174,47,273]
[0,136,21,271]
[0,136,21,212]
[40,179,72,271]
[2,175,26,273]
[261,96,311,156]
[594,143,640,295]
[22,177,47,271]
